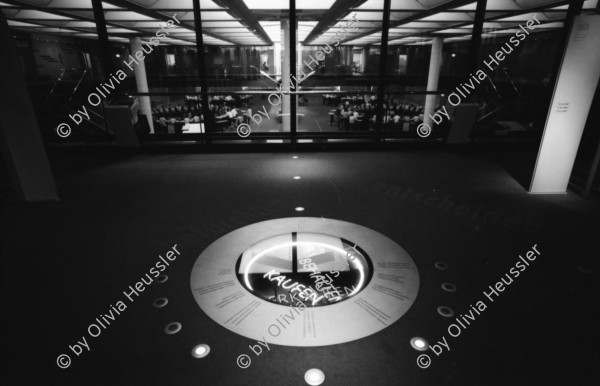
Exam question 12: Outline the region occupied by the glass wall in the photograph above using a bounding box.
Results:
[471,4,569,140]
[297,1,380,135]
[3,0,599,143]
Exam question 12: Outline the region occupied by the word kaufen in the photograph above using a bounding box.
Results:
[56,14,181,138]
[55,244,181,369]
[420,244,542,369]
[267,248,360,306]
[236,14,359,137]
[262,269,325,305]
[417,14,541,138]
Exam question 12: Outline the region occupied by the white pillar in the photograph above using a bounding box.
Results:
[530,15,600,193]
[241,47,248,78]
[281,19,291,132]
[130,37,154,133]
[360,48,367,73]
[297,43,303,74]
[423,37,443,130]
[346,47,352,66]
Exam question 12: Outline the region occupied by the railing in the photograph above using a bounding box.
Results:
[68,69,88,102]
[47,68,66,101]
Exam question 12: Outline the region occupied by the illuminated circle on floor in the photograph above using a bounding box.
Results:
[304,368,325,385]
[190,218,420,347]
[191,344,210,358]
[235,233,374,307]
[410,337,429,351]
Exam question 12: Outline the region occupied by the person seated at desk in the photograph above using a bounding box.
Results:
[215,106,228,119]
[227,108,243,124]
[156,116,167,133]
[349,111,361,125]
[167,117,176,134]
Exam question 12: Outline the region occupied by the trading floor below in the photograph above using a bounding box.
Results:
[1,149,598,386]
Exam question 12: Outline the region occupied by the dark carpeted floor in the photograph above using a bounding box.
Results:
[1,148,598,385]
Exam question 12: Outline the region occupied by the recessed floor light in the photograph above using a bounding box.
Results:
[152,298,169,308]
[304,368,325,385]
[293,176,302,180]
[164,322,182,335]
[292,156,299,159]
[295,207,305,212]
[437,306,455,318]
[410,337,429,351]
[191,344,210,358]
[157,275,169,283]
[441,283,457,292]
[434,262,448,270]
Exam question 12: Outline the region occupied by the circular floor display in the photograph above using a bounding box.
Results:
[236,233,374,307]
[190,218,420,347]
